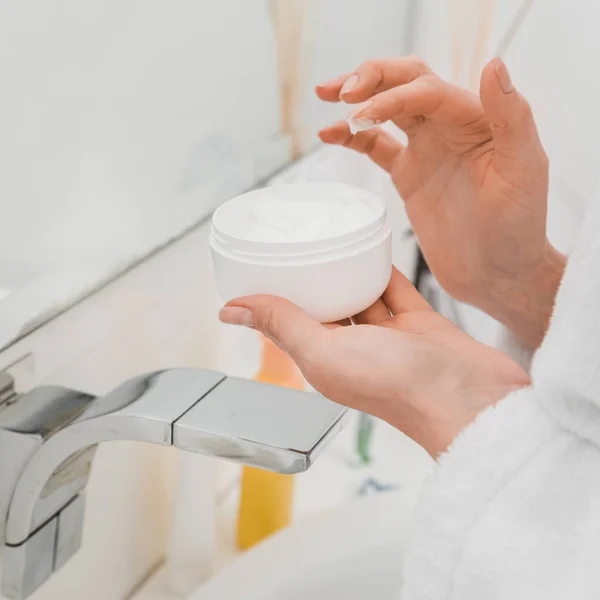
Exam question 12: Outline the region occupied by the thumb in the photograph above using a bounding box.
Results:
[480,58,549,192]
[219,295,328,364]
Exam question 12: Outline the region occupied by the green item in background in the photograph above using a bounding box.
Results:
[356,412,375,464]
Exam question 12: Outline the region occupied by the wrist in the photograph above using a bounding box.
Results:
[423,379,527,458]
[402,355,530,458]
[484,245,566,349]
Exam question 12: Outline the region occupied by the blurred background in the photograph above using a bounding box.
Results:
[0,1,596,599]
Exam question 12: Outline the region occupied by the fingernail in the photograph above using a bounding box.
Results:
[316,77,338,88]
[340,74,360,97]
[495,59,514,94]
[219,306,254,327]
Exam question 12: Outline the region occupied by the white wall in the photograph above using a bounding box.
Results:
[503,0,600,248]
[0,2,414,599]
[0,0,411,281]
[0,0,414,352]
[414,0,600,252]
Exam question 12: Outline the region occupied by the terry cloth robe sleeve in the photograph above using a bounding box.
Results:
[400,190,600,600]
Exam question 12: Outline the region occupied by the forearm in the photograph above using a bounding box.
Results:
[482,245,567,349]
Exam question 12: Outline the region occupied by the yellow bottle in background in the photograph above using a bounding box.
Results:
[236,335,304,550]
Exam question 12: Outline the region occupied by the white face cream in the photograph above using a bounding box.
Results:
[216,184,383,244]
[210,182,392,322]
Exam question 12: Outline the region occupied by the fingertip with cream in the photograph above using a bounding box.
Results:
[346,101,377,135]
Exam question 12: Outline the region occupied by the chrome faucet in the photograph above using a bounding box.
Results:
[0,369,347,600]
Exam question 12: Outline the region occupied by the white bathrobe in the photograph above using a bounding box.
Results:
[401,192,600,599]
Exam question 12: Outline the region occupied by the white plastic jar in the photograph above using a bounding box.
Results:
[210,182,392,322]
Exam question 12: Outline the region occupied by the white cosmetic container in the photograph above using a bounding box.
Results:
[210,182,392,322]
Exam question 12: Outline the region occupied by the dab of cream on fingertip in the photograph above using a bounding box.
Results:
[345,100,378,135]
[346,116,377,135]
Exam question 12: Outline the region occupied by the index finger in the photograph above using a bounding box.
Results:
[351,77,486,131]
[316,57,431,104]
[315,73,352,102]
[340,56,431,103]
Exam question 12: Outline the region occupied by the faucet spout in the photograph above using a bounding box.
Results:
[0,369,347,600]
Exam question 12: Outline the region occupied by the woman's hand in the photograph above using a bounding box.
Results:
[317,57,566,348]
[219,269,529,457]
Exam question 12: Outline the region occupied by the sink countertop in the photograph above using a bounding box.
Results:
[131,412,433,600]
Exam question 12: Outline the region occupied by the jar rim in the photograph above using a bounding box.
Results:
[210,221,392,266]
[211,182,387,257]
